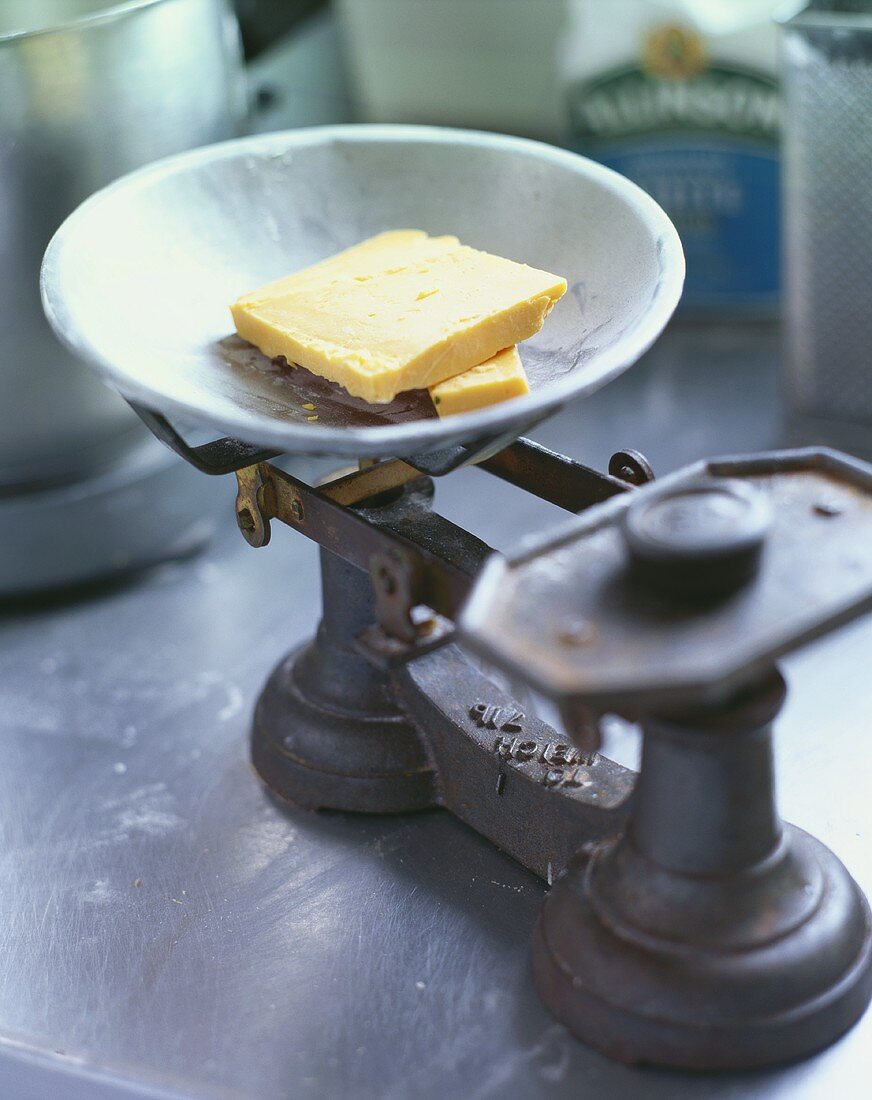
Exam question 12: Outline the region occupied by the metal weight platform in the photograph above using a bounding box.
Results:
[15,126,871,1094]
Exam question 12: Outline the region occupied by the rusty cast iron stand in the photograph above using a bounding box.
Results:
[136,411,872,1070]
[534,671,872,1068]
[246,458,638,881]
[461,450,872,1067]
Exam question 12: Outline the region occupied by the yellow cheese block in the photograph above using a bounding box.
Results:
[230,231,566,404]
[430,346,529,417]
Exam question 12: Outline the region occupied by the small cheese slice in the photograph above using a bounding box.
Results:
[430,347,529,417]
[230,231,565,404]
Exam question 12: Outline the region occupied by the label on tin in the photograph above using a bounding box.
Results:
[567,25,780,313]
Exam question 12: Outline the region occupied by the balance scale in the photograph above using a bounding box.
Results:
[41,126,872,1071]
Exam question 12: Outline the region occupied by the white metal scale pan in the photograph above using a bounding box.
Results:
[41,125,684,459]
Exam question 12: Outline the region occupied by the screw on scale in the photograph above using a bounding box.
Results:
[608,448,655,487]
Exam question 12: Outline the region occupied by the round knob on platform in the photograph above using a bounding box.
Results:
[621,478,770,599]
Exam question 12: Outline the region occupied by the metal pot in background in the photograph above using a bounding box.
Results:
[0,0,246,491]
[0,0,247,594]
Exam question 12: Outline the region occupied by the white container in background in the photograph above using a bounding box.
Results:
[335,0,786,317]
[334,0,568,141]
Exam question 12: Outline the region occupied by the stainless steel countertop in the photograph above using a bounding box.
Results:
[1,323,870,1099]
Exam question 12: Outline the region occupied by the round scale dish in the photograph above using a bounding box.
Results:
[42,125,684,458]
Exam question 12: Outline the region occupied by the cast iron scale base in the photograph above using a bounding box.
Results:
[139,411,872,1071]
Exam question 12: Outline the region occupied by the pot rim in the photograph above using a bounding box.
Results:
[0,0,180,47]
